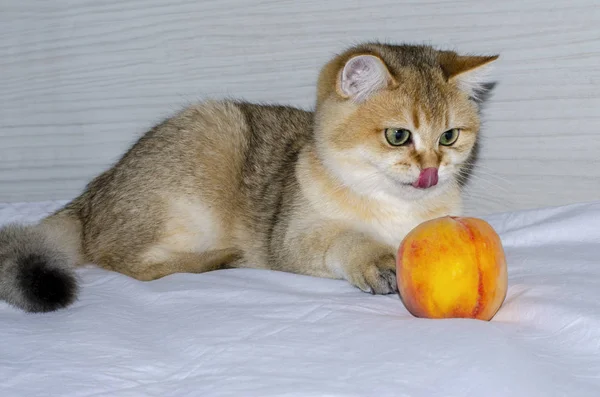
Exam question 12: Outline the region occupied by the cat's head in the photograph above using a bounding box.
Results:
[314,43,498,201]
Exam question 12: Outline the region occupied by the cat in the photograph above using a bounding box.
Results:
[0,42,497,313]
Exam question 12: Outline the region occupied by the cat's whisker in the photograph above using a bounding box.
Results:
[456,170,511,191]
[458,171,512,185]
[460,191,516,208]
[456,171,509,187]
[461,170,511,185]
[458,164,512,184]
[450,184,513,207]
[457,182,515,202]
[468,170,511,182]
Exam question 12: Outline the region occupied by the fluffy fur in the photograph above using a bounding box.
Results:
[0,43,497,312]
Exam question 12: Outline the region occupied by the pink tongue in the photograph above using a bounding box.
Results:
[413,167,439,189]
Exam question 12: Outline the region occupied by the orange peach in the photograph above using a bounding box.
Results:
[396,216,507,321]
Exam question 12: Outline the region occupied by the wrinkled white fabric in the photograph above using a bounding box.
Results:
[1,200,599,397]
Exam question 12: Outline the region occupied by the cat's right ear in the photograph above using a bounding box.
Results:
[337,55,395,103]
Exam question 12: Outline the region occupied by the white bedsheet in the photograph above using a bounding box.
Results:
[1,200,599,397]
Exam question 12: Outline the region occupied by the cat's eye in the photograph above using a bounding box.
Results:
[439,129,460,146]
[384,128,411,146]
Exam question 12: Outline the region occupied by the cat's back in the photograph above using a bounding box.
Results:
[84,100,314,219]
[102,100,313,188]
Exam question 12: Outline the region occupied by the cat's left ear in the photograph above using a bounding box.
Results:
[439,52,499,98]
[337,54,396,102]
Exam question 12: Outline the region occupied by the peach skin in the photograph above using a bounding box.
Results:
[397,216,507,321]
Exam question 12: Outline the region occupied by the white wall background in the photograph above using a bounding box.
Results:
[1,0,599,214]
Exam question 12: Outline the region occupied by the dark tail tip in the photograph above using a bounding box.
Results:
[16,254,78,313]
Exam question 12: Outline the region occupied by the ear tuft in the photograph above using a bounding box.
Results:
[338,55,392,102]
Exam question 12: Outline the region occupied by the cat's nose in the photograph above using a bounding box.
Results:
[412,167,438,189]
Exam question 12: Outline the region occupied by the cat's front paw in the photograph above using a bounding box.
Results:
[346,253,398,295]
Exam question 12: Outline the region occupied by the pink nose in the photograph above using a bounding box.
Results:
[413,167,439,189]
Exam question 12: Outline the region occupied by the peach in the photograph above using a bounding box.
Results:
[396,216,507,321]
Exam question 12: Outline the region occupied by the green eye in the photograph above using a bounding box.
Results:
[440,128,460,146]
[384,128,411,146]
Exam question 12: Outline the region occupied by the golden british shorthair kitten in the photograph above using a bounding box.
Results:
[0,43,497,312]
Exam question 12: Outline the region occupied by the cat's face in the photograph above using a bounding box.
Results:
[315,46,496,201]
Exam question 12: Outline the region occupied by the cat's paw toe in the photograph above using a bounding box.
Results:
[348,253,398,295]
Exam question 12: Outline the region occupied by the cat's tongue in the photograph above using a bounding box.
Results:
[413,168,439,189]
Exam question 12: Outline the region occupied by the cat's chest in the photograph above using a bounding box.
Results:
[358,205,431,248]
[330,194,459,249]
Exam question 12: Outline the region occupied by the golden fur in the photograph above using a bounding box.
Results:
[0,43,498,312]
